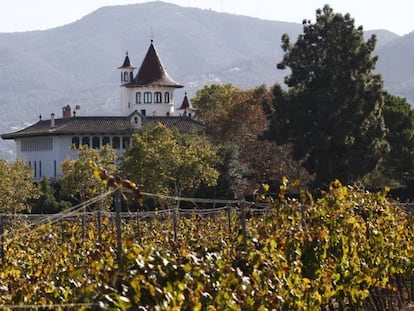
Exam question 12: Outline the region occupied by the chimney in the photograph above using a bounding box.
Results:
[62,105,71,118]
[50,113,55,128]
[75,105,80,116]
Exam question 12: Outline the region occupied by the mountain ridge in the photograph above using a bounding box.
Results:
[0,1,411,159]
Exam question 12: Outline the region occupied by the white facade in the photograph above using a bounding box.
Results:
[3,42,187,181]
[15,133,132,180]
[120,85,175,117]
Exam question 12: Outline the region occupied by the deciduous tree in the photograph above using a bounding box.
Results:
[119,123,220,197]
[0,159,39,212]
[60,144,118,204]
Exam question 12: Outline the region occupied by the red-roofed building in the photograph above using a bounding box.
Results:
[2,42,201,180]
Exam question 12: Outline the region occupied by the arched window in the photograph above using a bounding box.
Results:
[144,92,152,103]
[72,137,80,149]
[81,137,90,147]
[136,92,141,104]
[154,92,162,103]
[92,137,100,149]
[130,72,133,81]
[123,71,128,82]
[102,136,110,146]
[164,92,170,103]
[112,137,120,149]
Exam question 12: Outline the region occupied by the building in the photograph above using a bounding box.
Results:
[1,41,202,180]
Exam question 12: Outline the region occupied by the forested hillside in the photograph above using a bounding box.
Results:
[0,1,410,159]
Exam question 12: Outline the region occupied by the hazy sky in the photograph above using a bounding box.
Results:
[0,0,413,36]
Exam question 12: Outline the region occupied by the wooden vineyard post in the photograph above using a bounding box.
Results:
[173,200,178,242]
[97,209,102,246]
[227,205,232,240]
[114,189,122,267]
[81,207,86,243]
[240,200,247,251]
[0,215,4,263]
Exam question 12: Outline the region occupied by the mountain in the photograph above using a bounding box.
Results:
[0,1,411,159]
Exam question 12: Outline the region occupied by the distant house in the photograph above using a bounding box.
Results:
[1,41,202,180]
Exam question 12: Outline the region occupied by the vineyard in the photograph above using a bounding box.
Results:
[0,181,413,310]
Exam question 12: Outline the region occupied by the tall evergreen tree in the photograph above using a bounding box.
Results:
[264,5,388,187]
[382,94,414,186]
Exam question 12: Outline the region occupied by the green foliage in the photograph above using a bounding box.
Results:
[382,93,414,186]
[193,83,303,191]
[120,123,220,196]
[30,177,71,214]
[264,5,389,187]
[195,144,246,199]
[0,159,39,213]
[0,182,413,309]
[60,144,118,204]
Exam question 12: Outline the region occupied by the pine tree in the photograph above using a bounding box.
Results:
[264,5,389,187]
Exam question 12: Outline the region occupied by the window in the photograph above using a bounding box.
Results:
[92,137,100,149]
[123,72,128,82]
[54,160,57,178]
[141,109,146,116]
[164,92,170,103]
[39,160,42,178]
[123,137,130,149]
[34,161,37,178]
[136,92,141,104]
[72,137,80,149]
[112,137,120,149]
[102,136,110,146]
[154,92,162,103]
[144,92,152,103]
[81,137,90,147]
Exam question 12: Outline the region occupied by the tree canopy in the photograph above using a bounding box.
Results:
[264,5,389,187]
[60,144,118,205]
[0,159,39,213]
[381,93,414,186]
[119,123,220,197]
[192,83,303,191]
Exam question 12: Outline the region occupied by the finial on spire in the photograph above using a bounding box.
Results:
[126,51,128,56]
[150,26,154,43]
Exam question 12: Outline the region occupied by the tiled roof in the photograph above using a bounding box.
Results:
[1,116,204,139]
[128,42,183,88]
[144,116,204,132]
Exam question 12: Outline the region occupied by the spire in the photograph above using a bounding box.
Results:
[118,51,136,69]
[178,92,191,110]
[131,41,183,88]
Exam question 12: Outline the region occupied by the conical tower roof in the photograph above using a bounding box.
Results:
[178,92,194,110]
[130,41,183,88]
[118,52,136,69]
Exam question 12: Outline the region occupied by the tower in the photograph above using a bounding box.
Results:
[119,41,183,116]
